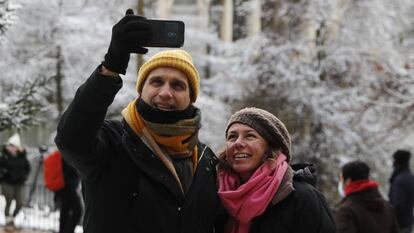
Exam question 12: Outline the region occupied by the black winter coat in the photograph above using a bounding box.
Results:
[0,150,30,185]
[389,168,414,229]
[61,158,80,191]
[216,180,336,233]
[55,68,220,233]
[336,187,399,233]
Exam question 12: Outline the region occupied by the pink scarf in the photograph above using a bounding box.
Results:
[218,153,289,233]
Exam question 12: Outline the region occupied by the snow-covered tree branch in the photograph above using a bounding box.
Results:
[0,76,51,131]
[0,0,18,39]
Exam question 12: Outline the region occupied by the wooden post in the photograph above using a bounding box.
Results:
[220,0,233,42]
[247,0,261,37]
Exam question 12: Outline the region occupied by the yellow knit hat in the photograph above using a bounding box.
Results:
[137,49,200,103]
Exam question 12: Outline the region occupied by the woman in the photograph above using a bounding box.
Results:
[217,107,335,233]
[0,134,31,231]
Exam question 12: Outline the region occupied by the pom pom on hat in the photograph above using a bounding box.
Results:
[136,49,200,102]
[7,133,22,148]
[226,107,292,161]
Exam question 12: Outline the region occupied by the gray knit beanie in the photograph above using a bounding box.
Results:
[225,107,292,161]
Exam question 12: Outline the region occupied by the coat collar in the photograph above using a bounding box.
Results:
[121,121,216,205]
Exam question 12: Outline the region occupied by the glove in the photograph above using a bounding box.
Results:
[103,9,150,74]
[292,163,317,187]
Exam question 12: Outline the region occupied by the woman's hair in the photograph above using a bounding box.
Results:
[1,145,7,155]
[217,148,227,170]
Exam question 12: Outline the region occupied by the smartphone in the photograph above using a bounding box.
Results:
[143,19,185,48]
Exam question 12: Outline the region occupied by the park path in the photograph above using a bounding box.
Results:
[0,226,52,233]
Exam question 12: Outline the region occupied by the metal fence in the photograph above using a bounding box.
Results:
[0,183,59,232]
[0,149,84,233]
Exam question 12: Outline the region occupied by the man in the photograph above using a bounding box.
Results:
[336,160,399,233]
[389,149,414,233]
[55,9,219,233]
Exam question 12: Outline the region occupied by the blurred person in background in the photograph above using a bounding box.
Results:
[54,9,219,233]
[47,150,83,233]
[336,160,399,233]
[0,133,31,231]
[389,149,414,233]
[216,107,335,233]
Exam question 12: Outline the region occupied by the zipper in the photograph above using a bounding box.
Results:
[198,145,208,164]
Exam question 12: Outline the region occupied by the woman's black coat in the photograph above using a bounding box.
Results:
[250,181,335,233]
[0,149,30,185]
[215,172,336,233]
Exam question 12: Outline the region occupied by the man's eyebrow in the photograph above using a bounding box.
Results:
[172,78,188,86]
[147,75,163,80]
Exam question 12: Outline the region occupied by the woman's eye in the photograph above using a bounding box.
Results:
[226,135,236,141]
[246,134,256,139]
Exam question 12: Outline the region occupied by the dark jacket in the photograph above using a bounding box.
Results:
[252,180,335,233]
[389,168,414,228]
[336,187,399,233]
[216,179,336,233]
[0,149,30,185]
[55,68,220,233]
[61,158,80,191]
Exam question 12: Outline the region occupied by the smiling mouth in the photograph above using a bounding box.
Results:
[234,153,250,160]
[154,104,175,111]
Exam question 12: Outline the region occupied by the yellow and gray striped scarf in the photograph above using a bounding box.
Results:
[121,99,200,193]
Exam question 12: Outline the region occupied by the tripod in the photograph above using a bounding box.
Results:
[26,146,47,207]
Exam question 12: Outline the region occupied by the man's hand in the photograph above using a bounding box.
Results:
[102,9,150,75]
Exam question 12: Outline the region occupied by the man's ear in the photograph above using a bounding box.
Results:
[344,178,352,186]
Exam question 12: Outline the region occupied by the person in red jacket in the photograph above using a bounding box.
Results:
[43,149,82,233]
[336,160,399,233]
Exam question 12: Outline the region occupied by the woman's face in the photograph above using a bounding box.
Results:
[226,123,269,182]
[5,144,19,156]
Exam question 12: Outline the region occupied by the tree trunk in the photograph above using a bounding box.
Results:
[136,0,145,70]
[220,0,233,42]
[198,0,211,30]
[198,0,212,79]
[56,45,64,117]
[55,0,64,117]
[247,0,261,37]
[157,0,174,19]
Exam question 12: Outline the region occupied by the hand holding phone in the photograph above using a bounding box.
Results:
[103,9,185,75]
[103,9,151,74]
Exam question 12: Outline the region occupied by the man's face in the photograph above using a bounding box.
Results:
[141,67,191,111]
